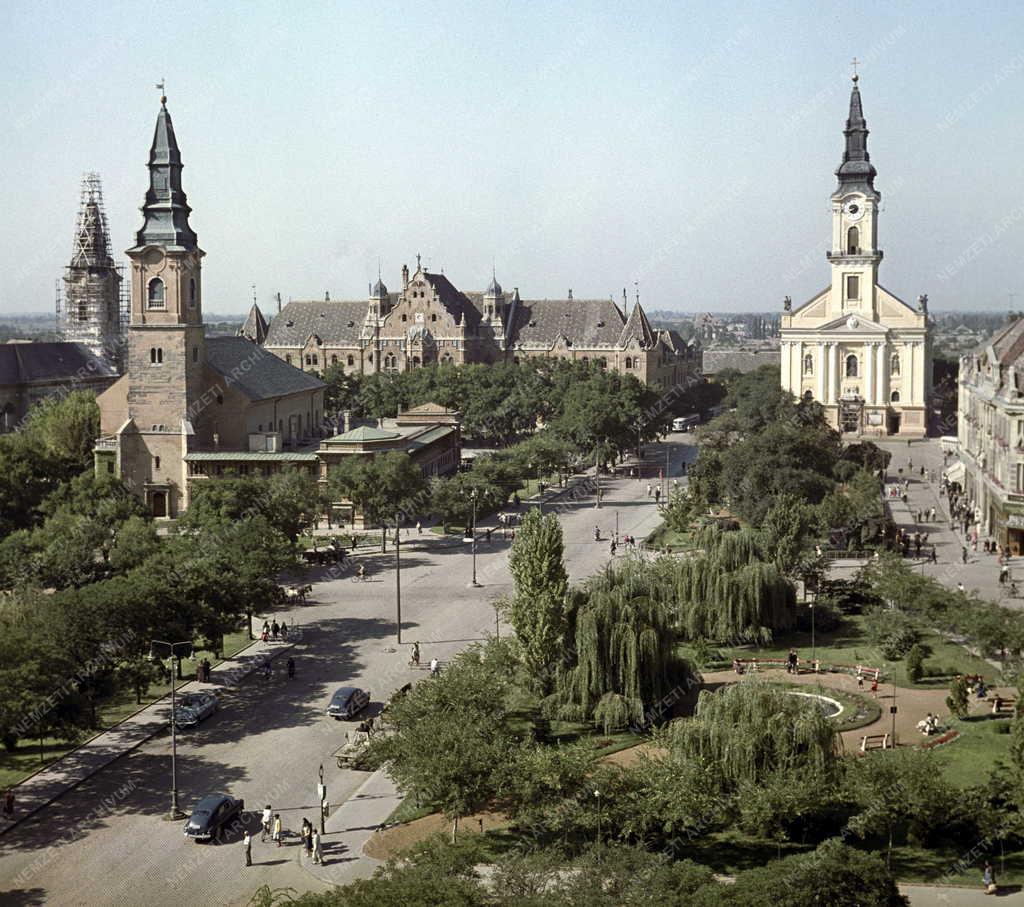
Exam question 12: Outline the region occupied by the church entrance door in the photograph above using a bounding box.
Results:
[151,491,167,518]
[887,411,902,435]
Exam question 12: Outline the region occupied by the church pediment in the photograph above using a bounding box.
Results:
[817,314,889,335]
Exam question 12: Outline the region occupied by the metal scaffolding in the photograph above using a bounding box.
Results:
[56,173,126,367]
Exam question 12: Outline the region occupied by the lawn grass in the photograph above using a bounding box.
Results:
[698,614,996,690]
[645,523,693,551]
[930,714,1012,789]
[891,843,1024,885]
[0,621,256,790]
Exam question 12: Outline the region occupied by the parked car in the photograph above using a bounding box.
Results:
[327,686,370,720]
[173,691,219,728]
[183,794,244,841]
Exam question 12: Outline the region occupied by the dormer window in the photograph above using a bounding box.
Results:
[147,278,165,310]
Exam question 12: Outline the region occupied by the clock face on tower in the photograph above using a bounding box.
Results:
[843,199,865,222]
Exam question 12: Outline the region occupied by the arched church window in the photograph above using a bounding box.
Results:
[847,226,859,253]
[890,390,900,403]
[803,353,814,375]
[149,347,163,365]
[845,354,858,378]
[331,355,338,365]
[189,278,197,307]
[625,357,633,369]
[347,355,354,366]
[147,278,165,310]
[890,354,900,375]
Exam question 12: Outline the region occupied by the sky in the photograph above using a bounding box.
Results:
[2,1,1024,316]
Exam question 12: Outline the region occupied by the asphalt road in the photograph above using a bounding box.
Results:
[0,436,695,907]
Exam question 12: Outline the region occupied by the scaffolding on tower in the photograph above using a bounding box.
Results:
[57,173,126,368]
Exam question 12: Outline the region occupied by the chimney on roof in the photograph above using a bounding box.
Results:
[325,291,330,301]
[276,292,282,314]
[343,410,351,432]
[568,289,573,300]
[402,264,409,288]
[623,287,628,315]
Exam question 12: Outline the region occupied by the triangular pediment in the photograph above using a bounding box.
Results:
[817,314,889,334]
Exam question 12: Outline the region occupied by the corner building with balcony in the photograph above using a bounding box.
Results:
[957,319,1024,554]
[779,76,931,437]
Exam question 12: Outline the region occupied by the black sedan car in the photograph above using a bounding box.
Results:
[327,686,370,720]
[183,794,245,842]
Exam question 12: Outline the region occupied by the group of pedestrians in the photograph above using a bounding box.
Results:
[261,619,289,643]
[246,804,322,866]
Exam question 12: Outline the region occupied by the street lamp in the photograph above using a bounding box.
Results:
[151,638,193,820]
[464,489,481,588]
[395,511,402,645]
[594,789,602,850]
[594,449,601,509]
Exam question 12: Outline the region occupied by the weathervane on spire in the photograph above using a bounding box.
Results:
[850,57,860,82]
[155,78,166,103]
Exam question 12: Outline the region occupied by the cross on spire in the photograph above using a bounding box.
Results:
[850,57,860,81]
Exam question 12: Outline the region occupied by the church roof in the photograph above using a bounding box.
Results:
[0,342,117,387]
[330,425,401,443]
[701,348,781,376]
[421,271,482,329]
[239,303,269,345]
[985,317,1024,366]
[264,300,372,347]
[509,298,625,349]
[204,336,324,401]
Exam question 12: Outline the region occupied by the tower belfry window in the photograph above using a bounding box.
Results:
[847,226,859,253]
[845,275,860,301]
[147,278,165,310]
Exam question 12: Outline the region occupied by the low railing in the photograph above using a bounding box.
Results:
[94,436,118,451]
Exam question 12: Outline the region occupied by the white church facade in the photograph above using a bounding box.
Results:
[779,76,932,437]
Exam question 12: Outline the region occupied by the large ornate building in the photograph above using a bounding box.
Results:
[260,271,695,390]
[779,76,932,437]
[956,318,1024,554]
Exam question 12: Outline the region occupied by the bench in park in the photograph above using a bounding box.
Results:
[860,733,890,752]
[992,697,1016,716]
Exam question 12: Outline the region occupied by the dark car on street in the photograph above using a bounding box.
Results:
[327,686,370,720]
[183,794,245,842]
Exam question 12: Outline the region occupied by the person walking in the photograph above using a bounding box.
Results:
[261,804,272,842]
[430,657,440,677]
[646,484,652,497]
[301,818,313,856]
[870,678,879,697]
[3,789,13,819]
[272,813,283,847]
[411,641,420,666]
[416,520,422,535]
[312,828,323,864]
[963,546,969,565]
[857,669,864,692]
[243,830,252,866]
[263,658,272,681]
[983,861,997,894]
[271,620,280,640]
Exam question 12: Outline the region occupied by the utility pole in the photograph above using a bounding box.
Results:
[395,512,402,644]
[595,449,601,509]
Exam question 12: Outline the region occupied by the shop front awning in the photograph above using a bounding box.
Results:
[943,461,965,484]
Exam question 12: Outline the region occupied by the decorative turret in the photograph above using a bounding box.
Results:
[239,302,269,345]
[134,95,198,249]
[482,269,505,325]
[369,276,391,318]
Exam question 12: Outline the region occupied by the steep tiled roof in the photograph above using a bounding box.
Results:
[422,272,481,329]
[619,303,655,348]
[264,300,370,347]
[239,303,269,345]
[509,298,625,349]
[0,342,117,386]
[701,348,780,376]
[205,336,324,401]
[988,317,1024,365]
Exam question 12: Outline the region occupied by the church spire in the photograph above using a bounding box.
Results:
[835,75,877,194]
[134,95,198,249]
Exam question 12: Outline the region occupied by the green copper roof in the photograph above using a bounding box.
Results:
[330,425,401,443]
[184,451,318,462]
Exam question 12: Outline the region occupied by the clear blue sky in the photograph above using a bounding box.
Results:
[2,1,1023,315]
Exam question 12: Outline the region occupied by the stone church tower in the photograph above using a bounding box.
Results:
[59,173,124,368]
[779,75,931,437]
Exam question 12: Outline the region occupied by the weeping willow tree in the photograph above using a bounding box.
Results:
[555,561,696,732]
[662,680,838,789]
[672,525,796,641]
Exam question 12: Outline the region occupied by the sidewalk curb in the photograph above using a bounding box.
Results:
[0,641,295,837]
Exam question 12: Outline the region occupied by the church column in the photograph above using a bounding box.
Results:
[829,342,840,403]
[817,342,827,402]
[907,342,917,405]
[876,343,886,405]
[864,342,874,405]
[780,341,790,393]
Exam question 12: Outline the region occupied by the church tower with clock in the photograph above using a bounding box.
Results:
[779,74,931,437]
